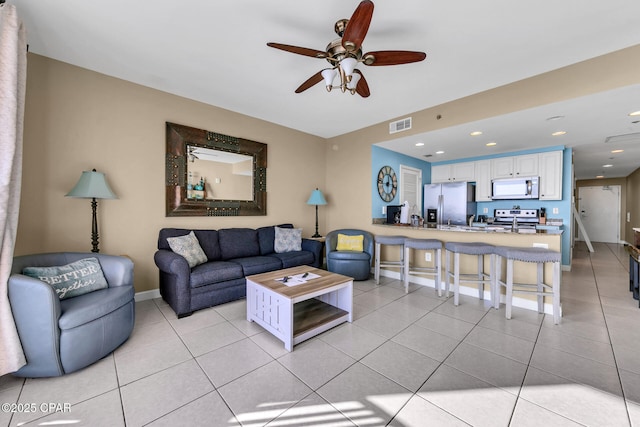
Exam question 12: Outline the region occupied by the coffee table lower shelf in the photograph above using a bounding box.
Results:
[293,298,349,343]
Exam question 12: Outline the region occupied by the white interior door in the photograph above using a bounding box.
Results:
[577,185,620,243]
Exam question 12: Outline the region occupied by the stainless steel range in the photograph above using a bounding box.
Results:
[494,209,539,228]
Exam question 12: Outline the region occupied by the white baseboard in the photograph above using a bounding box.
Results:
[375,268,561,317]
[135,289,161,302]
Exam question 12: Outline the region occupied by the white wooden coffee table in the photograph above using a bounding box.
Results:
[246,265,353,351]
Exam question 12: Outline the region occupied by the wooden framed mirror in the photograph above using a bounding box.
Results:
[165,122,267,216]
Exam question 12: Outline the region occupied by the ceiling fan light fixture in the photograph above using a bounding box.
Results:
[339,57,358,77]
[347,71,361,93]
[321,68,337,90]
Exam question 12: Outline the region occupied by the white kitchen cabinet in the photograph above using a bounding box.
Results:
[491,154,538,178]
[431,162,476,183]
[538,150,563,200]
[491,157,514,179]
[431,165,452,183]
[474,160,492,201]
[452,162,476,181]
[432,151,562,200]
[515,154,539,176]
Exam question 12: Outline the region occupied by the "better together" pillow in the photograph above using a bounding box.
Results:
[22,257,109,300]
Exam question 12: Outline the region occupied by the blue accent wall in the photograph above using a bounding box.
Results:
[372,144,573,266]
[371,146,430,219]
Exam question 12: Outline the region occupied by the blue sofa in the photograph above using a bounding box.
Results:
[154,224,323,318]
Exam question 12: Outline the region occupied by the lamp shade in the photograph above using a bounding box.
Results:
[321,68,337,87]
[339,57,358,77]
[306,188,327,206]
[347,71,361,90]
[66,170,117,199]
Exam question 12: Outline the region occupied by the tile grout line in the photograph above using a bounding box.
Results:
[591,243,634,426]
[386,303,495,426]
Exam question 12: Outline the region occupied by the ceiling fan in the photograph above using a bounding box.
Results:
[267,0,426,97]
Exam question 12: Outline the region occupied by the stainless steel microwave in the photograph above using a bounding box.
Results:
[491,176,539,200]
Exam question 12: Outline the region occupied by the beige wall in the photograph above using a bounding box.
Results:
[17,54,327,292]
[16,44,640,294]
[626,167,640,244]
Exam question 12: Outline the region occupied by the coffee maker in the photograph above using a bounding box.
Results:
[386,205,403,224]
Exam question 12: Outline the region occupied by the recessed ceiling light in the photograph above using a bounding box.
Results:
[415,142,424,147]
[602,164,613,168]
[629,111,640,116]
[551,131,566,136]
[611,149,624,154]
[596,175,604,179]
[486,142,497,146]
[546,115,565,121]
[435,150,445,154]
[470,131,483,136]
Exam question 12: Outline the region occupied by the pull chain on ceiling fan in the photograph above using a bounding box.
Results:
[267,0,426,97]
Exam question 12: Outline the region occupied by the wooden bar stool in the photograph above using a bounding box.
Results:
[374,235,406,284]
[403,238,443,295]
[444,242,495,306]
[494,246,562,324]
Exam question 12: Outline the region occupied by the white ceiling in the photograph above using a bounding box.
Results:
[10,0,640,179]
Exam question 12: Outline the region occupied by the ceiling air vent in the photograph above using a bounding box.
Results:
[604,132,640,144]
[389,117,412,134]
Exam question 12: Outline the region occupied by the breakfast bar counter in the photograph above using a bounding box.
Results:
[372,222,562,248]
[371,222,564,314]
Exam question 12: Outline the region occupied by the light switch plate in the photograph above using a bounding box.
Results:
[552,208,559,214]
[425,252,432,262]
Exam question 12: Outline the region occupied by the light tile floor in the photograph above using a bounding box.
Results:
[2,242,640,426]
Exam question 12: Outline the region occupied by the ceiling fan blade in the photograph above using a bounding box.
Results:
[341,0,374,52]
[363,50,427,66]
[267,42,327,59]
[295,71,324,93]
[353,69,370,98]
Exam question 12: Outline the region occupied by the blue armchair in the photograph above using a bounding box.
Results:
[8,252,135,377]
[325,229,374,280]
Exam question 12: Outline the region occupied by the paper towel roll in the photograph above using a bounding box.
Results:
[400,201,409,224]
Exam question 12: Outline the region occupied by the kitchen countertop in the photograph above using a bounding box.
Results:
[373,222,563,235]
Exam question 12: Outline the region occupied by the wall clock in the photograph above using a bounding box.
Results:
[377,165,397,202]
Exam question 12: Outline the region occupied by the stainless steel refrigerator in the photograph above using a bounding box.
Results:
[424,182,477,226]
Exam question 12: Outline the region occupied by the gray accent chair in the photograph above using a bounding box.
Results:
[325,229,374,281]
[8,252,135,378]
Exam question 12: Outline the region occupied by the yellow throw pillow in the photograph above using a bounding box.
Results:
[336,233,364,252]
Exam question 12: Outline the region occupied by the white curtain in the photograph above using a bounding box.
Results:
[0,3,27,376]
